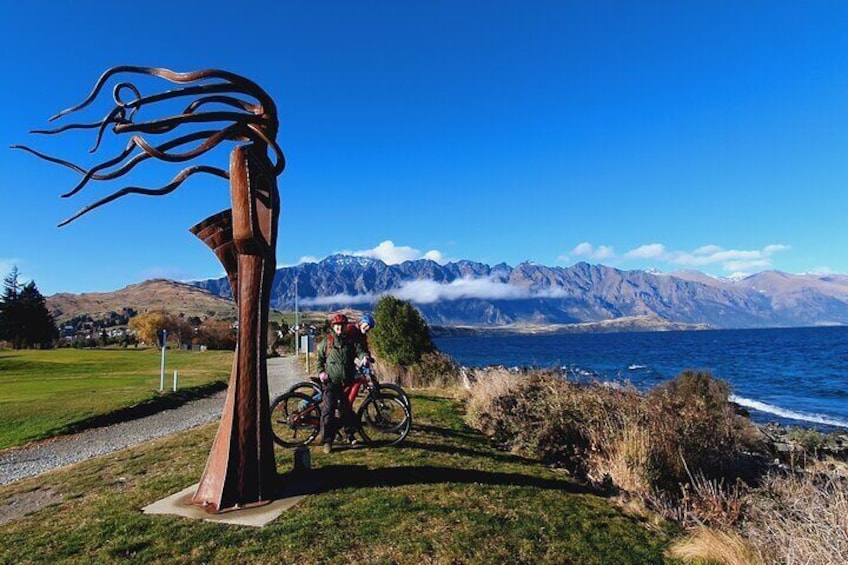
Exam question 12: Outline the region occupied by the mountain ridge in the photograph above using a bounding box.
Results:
[189,256,848,329]
[46,257,848,330]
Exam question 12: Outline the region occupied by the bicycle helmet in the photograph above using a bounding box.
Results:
[330,313,348,325]
[360,313,375,329]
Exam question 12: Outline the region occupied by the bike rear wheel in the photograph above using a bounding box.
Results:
[269,391,321,446]
[374,383,411,415]
[357,393,411,447]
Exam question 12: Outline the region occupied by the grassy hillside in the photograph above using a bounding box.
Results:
[0,389,677,564]
[46,279,238,325]
[0,348,232,450]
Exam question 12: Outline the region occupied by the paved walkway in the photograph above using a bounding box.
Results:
[0,355,306,486]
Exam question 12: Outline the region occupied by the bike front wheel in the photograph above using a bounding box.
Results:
[269,391,321,447]
[357,393,411,447]
[286,379,322,399]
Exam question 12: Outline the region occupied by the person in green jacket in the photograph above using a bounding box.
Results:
[316,313,367,453]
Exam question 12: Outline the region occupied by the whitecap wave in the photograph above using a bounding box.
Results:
[730,394,848,429]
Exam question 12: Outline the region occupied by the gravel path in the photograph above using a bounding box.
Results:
[0,355,306,486]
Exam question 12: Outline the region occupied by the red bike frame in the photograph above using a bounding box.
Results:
[338,373,369,418]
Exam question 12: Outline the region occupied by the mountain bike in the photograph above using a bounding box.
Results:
[269,368,411,448]
[285,365,412,414]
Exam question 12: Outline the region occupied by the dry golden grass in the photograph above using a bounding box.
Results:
[743,461,848,564]
[596,422,652,494]
[464,367,517,435]
[668,526,763,565]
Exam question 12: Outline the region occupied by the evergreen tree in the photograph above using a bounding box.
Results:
[0,267,22,344]
[370,295,434,366]
[0,268,58,349]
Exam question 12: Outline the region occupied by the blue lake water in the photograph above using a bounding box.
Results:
[433,326,848,430]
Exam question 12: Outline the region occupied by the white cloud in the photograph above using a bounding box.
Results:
[346,240,448,265]
[570,242,615,260]
[595,246,614,259]
[564,241,790,274]
[572,242,593,256]
[693,245,722,255]
[353,240,420,264]
[297,256,320,265]
[622,243,791,273]
[625,243,666,259]
[422,250,447,264]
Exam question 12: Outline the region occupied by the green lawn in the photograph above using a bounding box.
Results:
[0,389,678,564]
[0,348,232,450]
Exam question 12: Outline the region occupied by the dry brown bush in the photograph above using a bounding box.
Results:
[743,461,848,564]
[406,351,461,388]
[642,370,748,491]
[374,351,461,389]
[465,369,640,477]
[464,366,758,528]
[678,470,746,529]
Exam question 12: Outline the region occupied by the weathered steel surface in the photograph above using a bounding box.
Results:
[191,145,280,512]
[16,67,286,513]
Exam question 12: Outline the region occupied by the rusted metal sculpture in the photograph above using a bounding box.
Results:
[14,66,285,513]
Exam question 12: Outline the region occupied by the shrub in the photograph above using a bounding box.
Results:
[464,367,754,503]
[465,369,640,478]
[370,296,434,367]
[642,370,747,491]
[196,319,237,350]
[406,351,461,388]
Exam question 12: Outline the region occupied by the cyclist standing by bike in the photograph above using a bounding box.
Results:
[348,313,376,368]
[316,313,367,453]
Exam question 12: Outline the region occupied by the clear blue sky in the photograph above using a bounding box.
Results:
[3,1,848,295]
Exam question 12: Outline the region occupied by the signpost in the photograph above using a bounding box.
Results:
[159,329,167,392]
[300,335,314,372]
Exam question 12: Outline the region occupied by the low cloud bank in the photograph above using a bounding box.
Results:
[300,276,568,306]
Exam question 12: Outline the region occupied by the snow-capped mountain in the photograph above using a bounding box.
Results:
[191,256,848,329]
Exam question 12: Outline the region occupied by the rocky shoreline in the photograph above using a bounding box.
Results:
[430,316,710,337]
[757,421,848,462]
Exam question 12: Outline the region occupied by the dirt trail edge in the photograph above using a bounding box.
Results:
[0,355,305,486]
